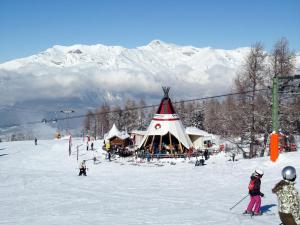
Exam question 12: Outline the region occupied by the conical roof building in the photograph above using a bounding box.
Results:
[138,87,192,154]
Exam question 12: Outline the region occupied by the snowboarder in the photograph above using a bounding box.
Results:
[272,166,300,225]
[34,137,37,145]
[244,169,264,215]
[78,160,87,176]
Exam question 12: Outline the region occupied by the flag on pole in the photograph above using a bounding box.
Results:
[69,135,72,156]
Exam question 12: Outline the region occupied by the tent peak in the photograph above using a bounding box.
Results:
[162,86,170,98]
[156,87,176,114]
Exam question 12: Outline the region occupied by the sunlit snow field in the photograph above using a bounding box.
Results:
[0,138,299,225]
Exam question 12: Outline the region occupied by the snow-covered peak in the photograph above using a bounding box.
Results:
[148,39,164,46]
[0,40,299,109]
[0,41,251,71]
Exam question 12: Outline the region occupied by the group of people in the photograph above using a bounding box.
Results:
[244,166,299,225]
[86,142,94,151]
[76,139,299,225]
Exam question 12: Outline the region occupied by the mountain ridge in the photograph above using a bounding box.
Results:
[0,40,251,70]
[0,40,299,130]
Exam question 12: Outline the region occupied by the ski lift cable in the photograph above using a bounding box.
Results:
[0,88,283,129]
[0,104,58,114]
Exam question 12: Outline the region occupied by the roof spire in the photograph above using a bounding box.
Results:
[162,86,170,98]
[156,87,176,114]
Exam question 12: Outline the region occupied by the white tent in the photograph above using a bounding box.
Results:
[138,87,192,153]
[130,130,147,147]
[104,124,130,141]
[185,127,213,149]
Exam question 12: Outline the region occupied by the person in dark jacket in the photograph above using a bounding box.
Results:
[107,150,111,161]
[91,142,94,151]
[244,169,264,215]
[78,160,87,176]
[231,153,236,162]
[203,149,209,160]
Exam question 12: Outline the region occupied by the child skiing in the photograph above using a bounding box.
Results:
[272,166,300,225]
[78,160,87,176]
[244,169,264,215]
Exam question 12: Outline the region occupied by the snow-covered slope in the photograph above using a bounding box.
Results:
[0,138,299,225]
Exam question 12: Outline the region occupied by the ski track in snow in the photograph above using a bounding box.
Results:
[0,138,299,225]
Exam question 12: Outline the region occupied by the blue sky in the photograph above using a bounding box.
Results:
[0,0,299,63]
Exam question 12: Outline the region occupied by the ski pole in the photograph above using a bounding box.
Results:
[229,194,249,210]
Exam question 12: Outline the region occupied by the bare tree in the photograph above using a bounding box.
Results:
[123,98,139,132]
[269,37,297,134]
[138,98,147,130]
[203,99,223,134]
[233,43,267,157]
[270,37,296,77]
[83,110,94,134]
[97,102,110,137]
[189,102,205,129]
[110,105,124,131]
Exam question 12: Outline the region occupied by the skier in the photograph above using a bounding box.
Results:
[86,142,89,151]
[232,152,236,162]
[107,150,111,161]
[203,149,209,160]
[78,160,87,176]
[91,142,94,151]
[146,150,151,162]
[272,166,300,225]
[34,137,37,145]
[244,169,264,215]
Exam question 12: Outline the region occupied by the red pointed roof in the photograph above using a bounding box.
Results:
[156,87,176,114]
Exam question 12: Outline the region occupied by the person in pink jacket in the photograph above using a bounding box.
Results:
[244,169,264,215]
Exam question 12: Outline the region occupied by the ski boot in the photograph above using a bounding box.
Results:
[253,211,263,216]
[243,210,254,216]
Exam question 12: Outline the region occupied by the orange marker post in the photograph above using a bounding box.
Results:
[270,133,279,162]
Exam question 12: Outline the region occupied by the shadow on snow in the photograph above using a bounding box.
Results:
[261,204,276,213]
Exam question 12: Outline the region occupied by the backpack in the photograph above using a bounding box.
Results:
[248,178,257,191]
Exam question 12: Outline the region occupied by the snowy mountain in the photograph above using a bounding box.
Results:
[0,40,254,105]
[0,40,299,131]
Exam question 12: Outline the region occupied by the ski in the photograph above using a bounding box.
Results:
[231,212,275,218]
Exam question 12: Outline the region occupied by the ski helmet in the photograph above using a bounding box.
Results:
[282,166,296,181]
[255,169,264,177]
